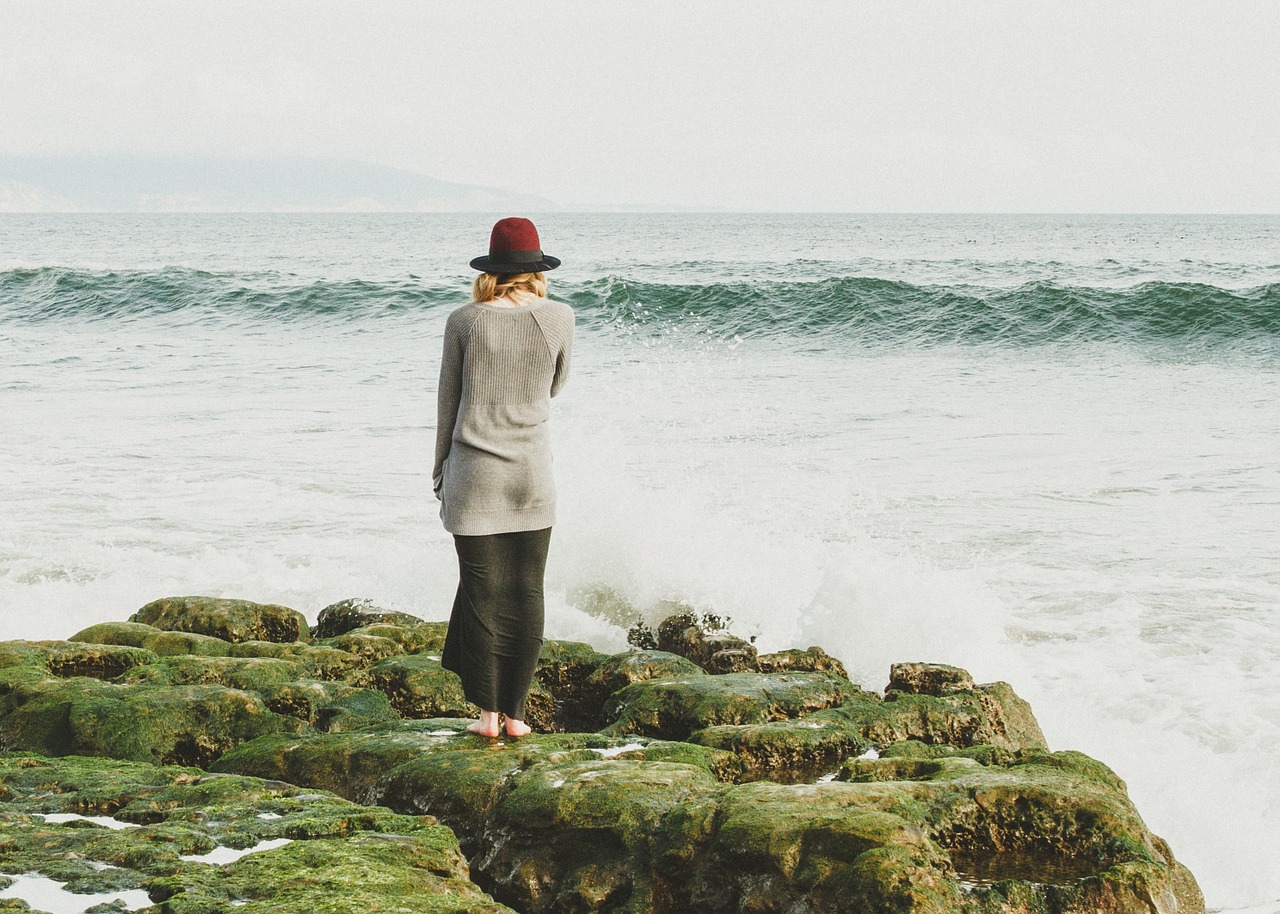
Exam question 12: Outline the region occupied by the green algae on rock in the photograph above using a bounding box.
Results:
[118,655,305,690]
[354,653,477,718]
[0,604,1205,914]
[131,596,308,644]
[808,679,1049,751]
[312,630,406,664]
[601,670,859,740]
[212,722,476,803]
[257,680,398,732]
[480,758,722,913]
[686,716,869,782]
[0,677,299,768]
[139,630,236,658]
[587,649,705,691]
[532,640,610,730]
[0,753,515,913]
[0,640,158,681]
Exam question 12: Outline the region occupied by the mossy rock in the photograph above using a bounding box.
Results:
[131,596,308,644]
[349,622,448,655]
[655,611,758,673]
[0,612,1207,914]
[687,717,868,783]
[372,744,731,913]
[47,644,158,681]
[212,722,478,802]
[838,754,970,783]
[226,641,362,678]
[289,645,363,681]
[314,632,405,664]
[349,654,559,730]
[404,622,449,653]
[220,727,733,816]
[578,650,705,730]
[510,736,740,784]
[533,640,610,730]
[482,759,722,914]
[0,677,298,766]
[755,646,849,680]
[67,621,163,648]
[0,753,515,914]
[601,671,858,741]
[0,640,157,681]
[372,748,530,848]
[690,780,962,913]
[0,641,65,676]
[141,631,234,658]
[257,679,399,732]
[226,640,296,659]
[879,738,1020,767]
[887,661,975,695]
[920,755,1197,909]
[534,639,610,695]
[223,642,360,681]
[118,656,304,692]
[311,597,427,640]
[354,654,475,720]
[187,833,509,913]
[599,738,742,782]
[812,679,1049,751]
[808,746,1202,912]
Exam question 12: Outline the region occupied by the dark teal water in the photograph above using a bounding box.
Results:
[3,265,1280,348]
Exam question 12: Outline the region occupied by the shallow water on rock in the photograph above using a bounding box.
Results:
[37,812,137,830]
[179,837,293,865]
[0,872,152,913]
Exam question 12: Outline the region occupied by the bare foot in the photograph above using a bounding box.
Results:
[467,711,500,738]
[503,717,532,738]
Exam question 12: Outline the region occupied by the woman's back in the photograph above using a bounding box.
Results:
[433,296,574,536]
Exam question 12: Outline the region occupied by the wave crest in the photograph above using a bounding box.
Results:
[3,266,1278,345]
[564,274,1280,344]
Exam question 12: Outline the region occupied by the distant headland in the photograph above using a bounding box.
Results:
[0,154,560,214]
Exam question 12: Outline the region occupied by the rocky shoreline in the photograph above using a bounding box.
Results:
[0,596,1204,913]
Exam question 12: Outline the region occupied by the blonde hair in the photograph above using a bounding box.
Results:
[472,271,548,303]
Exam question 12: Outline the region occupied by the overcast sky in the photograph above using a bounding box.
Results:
[3,1,1278,212]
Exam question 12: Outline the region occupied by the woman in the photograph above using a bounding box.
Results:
[433,216,575,739]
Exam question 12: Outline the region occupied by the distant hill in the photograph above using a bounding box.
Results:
[0,155,560,213]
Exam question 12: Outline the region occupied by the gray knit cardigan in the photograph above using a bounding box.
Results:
[433,297,575,535]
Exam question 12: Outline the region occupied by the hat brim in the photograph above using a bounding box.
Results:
[469,254,561,275]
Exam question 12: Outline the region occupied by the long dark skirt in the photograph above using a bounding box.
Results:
[440,526,552,721]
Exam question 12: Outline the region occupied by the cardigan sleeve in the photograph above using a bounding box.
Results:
[433,312,465,497]
[549,307,575,399]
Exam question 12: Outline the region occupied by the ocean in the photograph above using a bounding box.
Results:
[1,213,1277,911]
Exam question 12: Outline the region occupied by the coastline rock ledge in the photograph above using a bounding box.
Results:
[0,595,1204,914]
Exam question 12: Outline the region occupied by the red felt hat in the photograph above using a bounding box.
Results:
[469,217,561,275]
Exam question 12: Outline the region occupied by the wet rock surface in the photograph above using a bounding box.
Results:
[0,598,1204,914]
[0,752,513,913]
[656,610,759,674]
[311,597,427,640]
[888,660,977,695]
[130,597,309,644]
